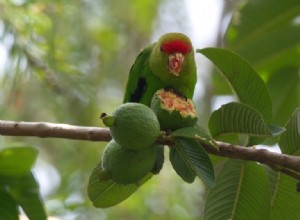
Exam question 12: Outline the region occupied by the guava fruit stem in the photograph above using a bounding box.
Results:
[100,113,116,127]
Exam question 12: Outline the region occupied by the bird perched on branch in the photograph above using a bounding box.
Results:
[123,32,197,106]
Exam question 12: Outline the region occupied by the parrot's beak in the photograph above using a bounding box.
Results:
[168,52,184,76]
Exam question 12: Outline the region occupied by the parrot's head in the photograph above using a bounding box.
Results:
[150,33,195,79]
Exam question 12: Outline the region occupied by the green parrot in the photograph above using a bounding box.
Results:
[123,32,197,106]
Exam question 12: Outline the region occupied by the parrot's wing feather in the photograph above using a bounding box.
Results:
[129,77,147,102]
[123,44,154,103]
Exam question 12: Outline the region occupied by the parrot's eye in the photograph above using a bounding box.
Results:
[160,46,164,52]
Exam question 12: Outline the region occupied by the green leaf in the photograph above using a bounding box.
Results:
[87,162,151,208]
[0,147,38,177]
[174,138,215,188]
[169,144,196,183]
[267,68,300,127]
[170,126,210,139]
[209,102,285,145]
[204,159,271,220]
[278,108,300,154]
[151,145,165,175]
[170,126,218,150]
[226,0,300,74]
[0,189,19,220]
[223,1,300,132]
[197,47,273,123]
[268,171,300,220]
[5,172,47,220]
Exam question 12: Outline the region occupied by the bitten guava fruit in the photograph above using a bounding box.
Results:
[101,103,160,150]
[102,140,157,185]
[151,88,198,130]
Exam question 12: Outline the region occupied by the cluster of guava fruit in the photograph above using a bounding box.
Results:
[100,102,161,185]
[89,88,198,207]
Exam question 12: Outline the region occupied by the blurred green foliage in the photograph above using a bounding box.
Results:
[220,0,300,127]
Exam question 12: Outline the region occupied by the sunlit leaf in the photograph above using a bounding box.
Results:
[0,147,38,177]
[278,108,300,154]
[209,102,285,145]
[204,159,271,220]
[197,48,273,123]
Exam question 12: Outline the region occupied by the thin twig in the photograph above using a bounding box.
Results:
[267,163,300,181]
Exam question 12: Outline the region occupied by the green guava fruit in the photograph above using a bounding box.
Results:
[101,103,160,150]
[150,88,198,131]
[102,140,157,185]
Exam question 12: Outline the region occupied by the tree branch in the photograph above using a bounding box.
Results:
[205,142,300,174]
[0,120,111,142]
[1,120,300,175]
[266,163,300,181]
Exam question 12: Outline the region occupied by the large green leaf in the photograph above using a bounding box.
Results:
[173,138,215,188]
[5,172,47,220]
[278,108,300,154]
[209,102,284,145]
[204,159,271,220]
[87,162,151,208]
[223,0,300,133]
[0,190,18,220]
[267,68,300,127]
[226,0,300,74]
[169,144,196,183]
[0,147,38,177]
[0,148,45,219]
[267,169,300,220]
[197,48,272,123]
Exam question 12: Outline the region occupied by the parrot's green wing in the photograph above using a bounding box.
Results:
[123,44,156,104]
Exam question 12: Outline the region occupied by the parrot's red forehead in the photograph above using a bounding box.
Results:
[161,40,191,55]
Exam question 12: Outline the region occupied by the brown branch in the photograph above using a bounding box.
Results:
[0,120,111,142]
[1,120,300,175]
[267,163,300,181]
[204,142,300,174]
